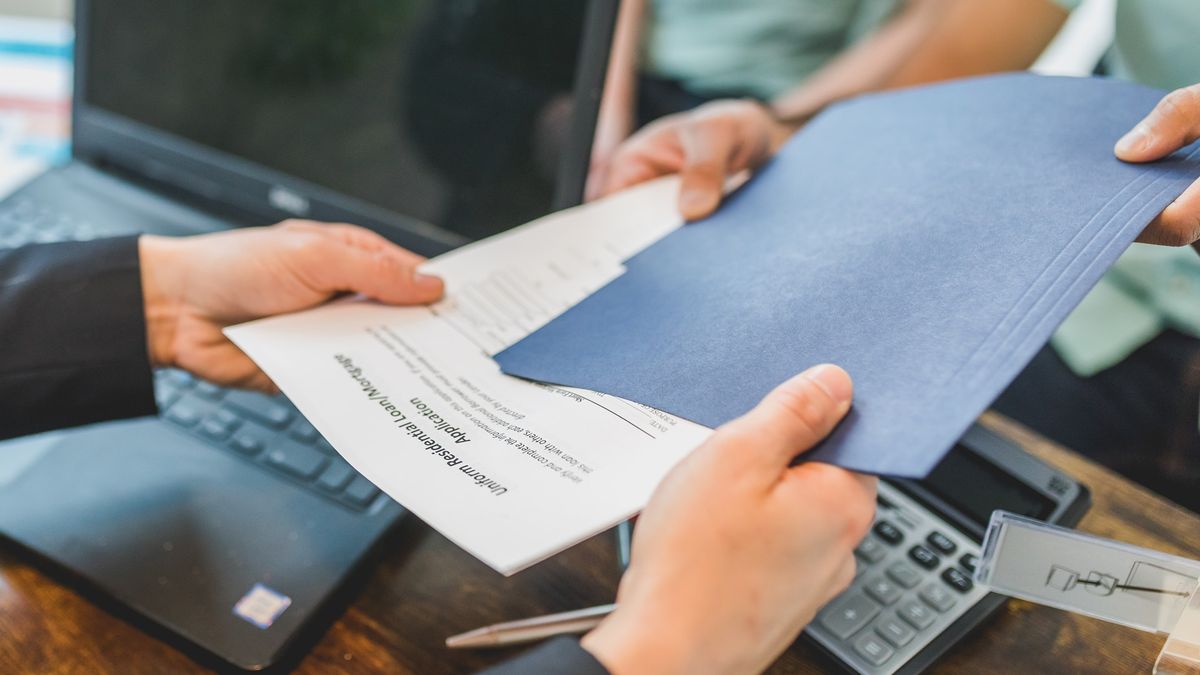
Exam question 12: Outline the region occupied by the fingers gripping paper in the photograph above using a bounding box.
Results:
[496,74,1200,477]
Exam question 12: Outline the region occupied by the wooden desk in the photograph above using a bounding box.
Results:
[0,413,1196,674]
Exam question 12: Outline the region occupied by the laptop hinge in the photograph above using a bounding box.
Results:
[82,155,268,227]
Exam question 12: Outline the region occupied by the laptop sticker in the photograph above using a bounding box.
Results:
[233,583,292,629]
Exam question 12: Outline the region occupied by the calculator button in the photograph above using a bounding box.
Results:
[886,561,922,589]
[919,583,958,612]
[853,631,895,666]
[898,599,936,629]
[873,521,904,546]
[959,553,978,574]
[908,544,941,569]
[926,531,957,555]
[875,616,916,647]
[854,560,868,580]
[855,536,887,563]
[818,592,881,639]
[865,577,904,606]
[942,567,974,593]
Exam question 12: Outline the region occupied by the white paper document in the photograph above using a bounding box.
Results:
[225,178,713,574]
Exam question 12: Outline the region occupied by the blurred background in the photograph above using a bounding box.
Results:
[3,1,69,18]
[0,0,71,193]
[0,0,1113,198]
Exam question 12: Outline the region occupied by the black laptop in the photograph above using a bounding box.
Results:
[0,0,615,670]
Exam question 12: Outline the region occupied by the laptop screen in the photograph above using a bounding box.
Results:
[82,0,603,242]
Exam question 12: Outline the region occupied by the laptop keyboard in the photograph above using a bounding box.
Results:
[0,195,382,511]
[0,196,124,247]
[156,370,381,510]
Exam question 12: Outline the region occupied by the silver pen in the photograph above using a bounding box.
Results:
[445,603,617,649]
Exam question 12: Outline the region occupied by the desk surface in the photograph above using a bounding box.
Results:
[0,413,1196,674]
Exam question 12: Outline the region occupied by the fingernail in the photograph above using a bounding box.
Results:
[804,364,853,406]
[1115,124,1150,156]
[680,189,715,217]
[414,273,444,294]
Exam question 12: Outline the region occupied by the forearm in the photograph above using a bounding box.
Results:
[0,237,156,440]
[591,0,645,166]
[884,0,1067,89]
[603,0,644,121]
[770,0,956,126]
[771,0,1067,127]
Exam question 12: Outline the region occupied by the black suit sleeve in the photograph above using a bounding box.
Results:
[479,637,610,675]
[0,237,157,441]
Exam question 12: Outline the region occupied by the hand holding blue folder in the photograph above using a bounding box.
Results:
[496,74,1200,477]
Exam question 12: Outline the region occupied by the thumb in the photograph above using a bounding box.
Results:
[678,124,736,221]
[719,364,854,469]
[1116,84,1200,163]
[678,161,726,221]
[312,239,444,305]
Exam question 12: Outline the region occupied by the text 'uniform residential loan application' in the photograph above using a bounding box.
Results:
[226,178,712,574]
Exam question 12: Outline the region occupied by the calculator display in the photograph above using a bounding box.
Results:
[921,446,1055,528]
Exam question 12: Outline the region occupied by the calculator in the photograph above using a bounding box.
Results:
[805,423,1090,674]
[616,422,1090,674]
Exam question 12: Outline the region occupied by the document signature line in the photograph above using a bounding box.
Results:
[545,385,657,439]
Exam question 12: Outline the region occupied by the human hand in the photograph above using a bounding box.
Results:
[139,220,444,391]
[1115,83,1200,248]
[582,365,876,675]
[598,99,794,220]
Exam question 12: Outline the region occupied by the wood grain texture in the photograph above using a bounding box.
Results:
[0,413,1194,674]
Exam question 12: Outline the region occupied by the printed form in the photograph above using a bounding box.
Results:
[225,178,713,574]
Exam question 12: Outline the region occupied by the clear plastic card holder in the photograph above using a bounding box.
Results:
[977,512,1200,672]
[1156,588,1200,674]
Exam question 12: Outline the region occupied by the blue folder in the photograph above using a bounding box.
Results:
[496,74,1200,477]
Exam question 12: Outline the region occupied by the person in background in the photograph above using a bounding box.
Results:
[0,226,875,674]
[586,0,1033,197]
[598,0,1200,512]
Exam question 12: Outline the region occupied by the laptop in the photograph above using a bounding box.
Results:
[0,0,615,670]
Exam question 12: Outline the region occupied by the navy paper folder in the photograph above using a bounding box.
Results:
[496,74,1200,477]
